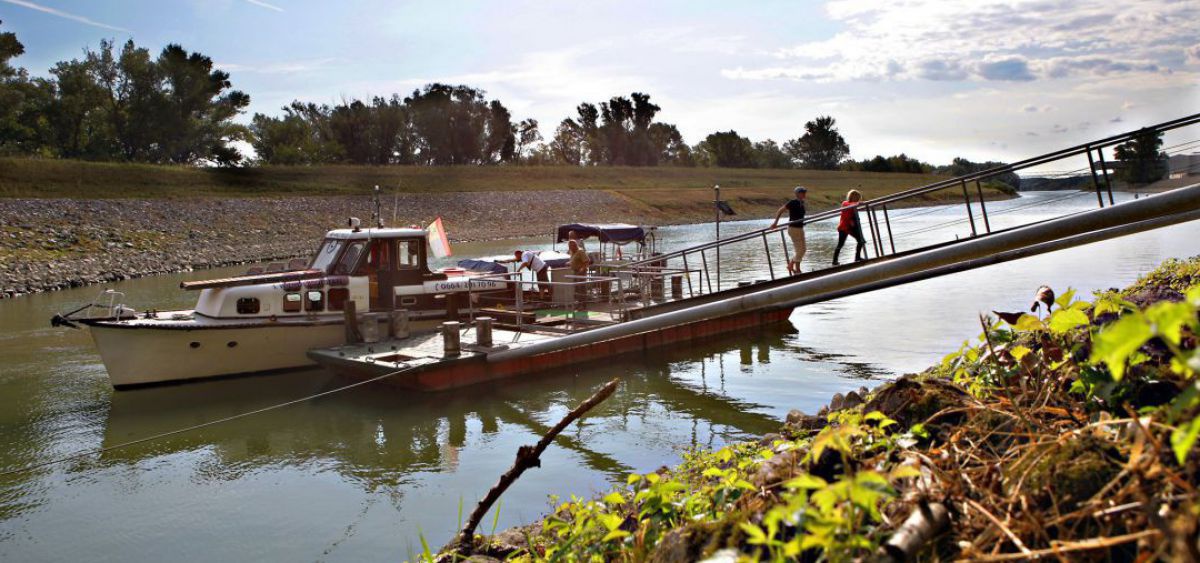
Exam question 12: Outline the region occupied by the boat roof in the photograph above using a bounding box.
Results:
[324,227,427,240]
[556,223,647,244]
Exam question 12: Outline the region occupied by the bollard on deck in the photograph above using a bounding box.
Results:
[442,321,461,356]
[476,316,494,347]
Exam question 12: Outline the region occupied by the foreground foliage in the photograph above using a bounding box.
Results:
[441,256,1200,561]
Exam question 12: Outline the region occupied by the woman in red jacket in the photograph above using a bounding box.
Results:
[833,189,867,265]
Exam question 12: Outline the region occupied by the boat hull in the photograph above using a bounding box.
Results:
[311,307,795,391]
[87,320,346,387]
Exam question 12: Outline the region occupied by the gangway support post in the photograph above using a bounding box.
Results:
[863,204,879,258]
[761,232,776,279]
[883,204,896,254]
[975,180,991,233]
[961,180,978,237]
[1097,149,1116,206]
[1087,147,1105,208]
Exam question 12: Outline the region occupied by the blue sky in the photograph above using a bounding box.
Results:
[3,0,1198,166]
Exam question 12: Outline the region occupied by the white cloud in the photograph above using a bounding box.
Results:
[725,0,1196,83]
[1,0,129,32]
[1187,44,1200,64]
[243,0,283,12]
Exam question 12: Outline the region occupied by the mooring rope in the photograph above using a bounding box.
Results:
[0,365,416,477]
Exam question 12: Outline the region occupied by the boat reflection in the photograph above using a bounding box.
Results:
[96,325,815,489]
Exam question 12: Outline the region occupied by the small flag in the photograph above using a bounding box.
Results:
[428,217,452,258]
[716,200,737,216]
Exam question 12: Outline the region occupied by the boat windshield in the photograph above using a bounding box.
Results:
[310,239,344,272]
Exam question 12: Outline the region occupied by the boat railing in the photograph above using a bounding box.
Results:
[465,271,629,334]
[622,111,1200,294]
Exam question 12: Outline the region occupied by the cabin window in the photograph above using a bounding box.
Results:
[398,239,421,269]
[310,239,344,272]
[328,288,349,311]
[282,292,302,313]
[356,240,394,276]
[305,290,325,311]
[236,297,260,315]
[333,241,366,275]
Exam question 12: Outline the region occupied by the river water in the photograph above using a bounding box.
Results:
[1,191,1196,561]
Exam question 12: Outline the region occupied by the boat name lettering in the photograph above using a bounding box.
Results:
[431,280,503,292]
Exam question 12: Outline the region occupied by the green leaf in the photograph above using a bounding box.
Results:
[603,491,626,505]
[1187,285,1200,306]
[1090,314,1153,381]
[601,529,631,542]
[645,473,661,484]
[626,474,641,485]
[1010,345,1033,361]
[1171,416,1200,465]
[1145,301,1195,345]
[1048,308,1090,334]
[598,512,623,531]
[783,474,828,490]
[1055,288,1077,309]
[1014,314,1046,332]
[739,521,768,544]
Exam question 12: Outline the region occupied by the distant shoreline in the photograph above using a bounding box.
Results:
[0,164,1014,298]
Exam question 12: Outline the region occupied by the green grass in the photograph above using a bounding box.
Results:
[0,158,1013,227]
[0,157,962,199]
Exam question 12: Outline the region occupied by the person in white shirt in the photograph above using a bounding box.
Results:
[514,250,549,300]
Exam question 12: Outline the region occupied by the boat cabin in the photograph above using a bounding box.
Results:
[190,227,472,320]
[316,228,446,311]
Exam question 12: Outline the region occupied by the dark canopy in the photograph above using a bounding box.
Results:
[556,223,646,244]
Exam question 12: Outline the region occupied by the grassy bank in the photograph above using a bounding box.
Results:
[0,157,1015,229]
[0,157,950,198]
[439,257,1200,561]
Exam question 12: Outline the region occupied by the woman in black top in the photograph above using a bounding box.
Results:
[770,186,808,274]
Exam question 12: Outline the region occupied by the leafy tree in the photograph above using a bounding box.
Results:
[251,101,343,165]
[698,130,757,168]
[47,57,110,158]
[549,118,585,165]
[0,21,39,155]
[648,122,693,166]
[402,84,511,165]
[328,99,374,164]
[1113,128,1166,184]
[574,103,602,164]
[784,115,850,170]
[844,153,932,174]
[154,44,250,164]
[514,118,541,163]
[936,157,1020,189]
[485,99,515,163]
[753,139,792,169]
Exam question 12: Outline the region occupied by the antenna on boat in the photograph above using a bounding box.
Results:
[373,185,383,228]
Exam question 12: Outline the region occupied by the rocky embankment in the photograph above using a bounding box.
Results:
[0,190,640,297]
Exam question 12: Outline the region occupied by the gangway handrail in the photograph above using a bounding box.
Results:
[490,183,1200,363]
[624,111,1200,272]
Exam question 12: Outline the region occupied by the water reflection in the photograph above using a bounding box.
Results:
[3,191,1199,561]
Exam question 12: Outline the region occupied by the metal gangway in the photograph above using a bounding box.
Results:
[616,112,1200,314]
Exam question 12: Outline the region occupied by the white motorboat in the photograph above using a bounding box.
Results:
[58,223,505,388]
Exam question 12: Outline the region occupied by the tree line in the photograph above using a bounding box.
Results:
[0,23,248,165]
[0,23,1166,184]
